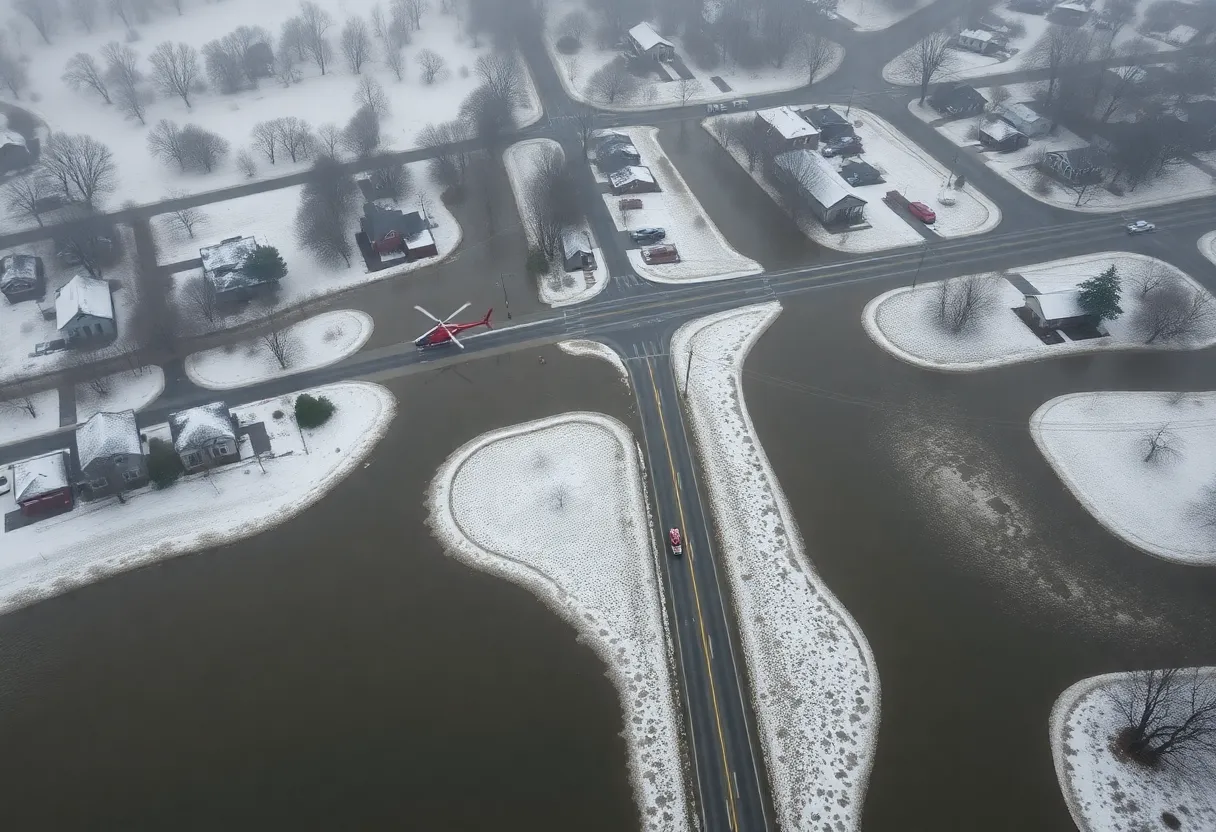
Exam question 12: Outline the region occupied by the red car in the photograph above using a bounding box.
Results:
[908,201,936,223]
[668,528,683,556]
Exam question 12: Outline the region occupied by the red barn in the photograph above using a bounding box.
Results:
[13,450,73,517]
[360,202,439,260]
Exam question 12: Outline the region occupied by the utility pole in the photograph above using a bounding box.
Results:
[500,273,512,319]
[683,348,693,396]
[913,243,929,288]
[845,85,856,117]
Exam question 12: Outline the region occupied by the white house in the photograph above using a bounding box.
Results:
[997,102,1050,137]
[754,106,820,152]
[609,165,659,195]
[1024,290,1096,328]
[627,22,674,61]
[168,401,239,473]
[55,275,115,343]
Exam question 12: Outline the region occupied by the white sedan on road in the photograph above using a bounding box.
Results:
[1126,220,1156,234]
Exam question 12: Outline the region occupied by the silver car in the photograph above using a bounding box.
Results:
[1126,220,1156,234]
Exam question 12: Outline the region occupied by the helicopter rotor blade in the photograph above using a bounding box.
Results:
[446,302,471,321]
[447,330,466,349]
[414,305,443,324]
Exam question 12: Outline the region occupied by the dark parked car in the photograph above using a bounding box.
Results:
[629,227,666,244]
[821,136,863,157]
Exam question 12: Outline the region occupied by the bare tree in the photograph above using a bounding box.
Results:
[801,33,834,88]
[353,74,390,118]
[368,157,412,200]
[416,47,446,83]
[935,275,996,334]
[418,119,469,188]
[295,156,357,267]
[459,83,513,144]
[1142,423,1182,463]
[475,51,522,106]
[179,125,230,172]
[102,41,145,123]
[299,1,335,75]
[340,16,372,73]
[1131,265,1168,299]
[572,105,595,157]
[162,194,205,238]
[149,41,201,108]
[181,273,218,324]
[394,0,427,30]
[556,9,590,44]
[586,60,637,104]
[63,52,111,103]
[675,76,697,106]
[14,0,60,44]
[146,118,189,170]
[524,144,581,259]
[41,133,116,207]
[384,43,405,80]
[341,104,381,157]
[277,116,314,162]
[235,148,257,177]
[315,122,342,157]
[371,0,409,52]
[1111,668,1216,767]
[899,31,956,104]
[0,48,29,99]
[0,384,38,418]
[1028,24,1093,110]
[4,174,53,226]
[251,120,282,163]
[273,44,301,86]
[1133,280,1214,344]
[260,315,297,369]
[279,16,307,62]
[66,0,97,31]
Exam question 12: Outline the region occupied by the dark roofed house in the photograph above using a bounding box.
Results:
[929,83,988,117]
[0,253,44,303]
[595,140,642,173]
[1043,146,1108,184]
[560,228,596,273]
[360,202,438,260]
[801,106,854,142]
[978,120,1028,152]
[75,410,147,500]
[627,22,675,61]
[0,130,32,173]
[200,236,282,301]
[169,402,239,473]
[772,149,867,226]
[838,159,885,187]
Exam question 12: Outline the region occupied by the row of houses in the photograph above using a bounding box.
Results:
[11,400,244,518]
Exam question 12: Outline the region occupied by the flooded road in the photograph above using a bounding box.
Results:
[0,348,640,830]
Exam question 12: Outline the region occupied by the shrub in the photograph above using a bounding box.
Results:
[147,437,184,488]
[295,393,335,428]
[556,35,581,54]
[526,247,549,276]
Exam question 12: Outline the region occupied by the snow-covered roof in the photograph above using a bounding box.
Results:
[200,235,257,276]
[774,150,864,210]
[1001,102,1046,124]
[1056,2,1087,10]
[959,28,996,42]
[76,410,142,471]
[1029,289,1086,321]
[561,227,592,255]
[1167,24,1198,44]
[13,451,69,503]
[0,253,39,289]
[628,22,673,52]
[609,165,656,188]
[0,129,26,149]
[55,274,114,329]
[980,120,1023,142]
[756,106,819,140]
[169,401,235,454]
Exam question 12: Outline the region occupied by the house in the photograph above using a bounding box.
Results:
[13,451,73,517]
[929,83,988,117]
[0,253,45,302]
[360,202,438,260]
[801,106,854,143]
[978,120,1028,151]
[627,22,675,61]
[1023,290,1096,329]
[997,102,1050,137]
[593,131,636,153]
[0,130,32,173]
[1043,146,1108,184]
[560,228,596,272]
[609,165,659,194]
[957,28,1003,55]
[772,149,867,226]
[55,275,115,344]
[754,106,819,154]
[200,235,281,301]
[75,410,147,500]
[1051,2,1089,26]
[838,159,884,186]
[595,136,642,173]
[169,402,240,473]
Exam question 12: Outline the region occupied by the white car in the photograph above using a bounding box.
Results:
[1126,220,1156,234]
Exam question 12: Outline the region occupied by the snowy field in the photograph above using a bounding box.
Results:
[908,83,1216,213]
[1032,391,1216,565]
[152,166,458,335]
[74,365,164,422]
[502,139,608,307]
[1,0,539,233]
[1199,230,1216,267]
[836,0,936,32]
[426,413,689,832]
[864,252,1216,371]
[1051,670,1216,832]
[185,309,373,390]
[705,107,1000,253]
[545,0,842,112]
[600,127,761,282]
[0,381,395,614]
[0,387,60,448]
[671,303,879,832]
[557,339,630,384]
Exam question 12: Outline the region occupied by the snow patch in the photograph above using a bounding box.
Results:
[74,366,165,422]
[557,339,630,385]
[0,388,61,449]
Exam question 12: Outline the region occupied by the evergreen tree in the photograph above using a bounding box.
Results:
[1078,265,1123,321]
[243,245,288,282]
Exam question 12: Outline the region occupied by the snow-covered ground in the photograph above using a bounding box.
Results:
[152,166,458,335]
[185,309,373,390]
[864,252,1216,371]
[908,83,1216,212]
[1032,391,1216,565]
[426,413,689,832]
[705,107,1000,252]
[502,139,608,307]
[836,0,935,32]
[74,365,164,422]
[671,302,879,832]
[1199,230,1216,268]
[600,127,761,282]
[1,0,539,233]
[0,388,60,448]
[0,381,395,614]
[557,339,630,384]
[1051,670,1216,832]
[884,4,1167,86]
[545,0,842,112]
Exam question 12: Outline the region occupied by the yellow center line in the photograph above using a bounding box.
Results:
[646,358,740,832]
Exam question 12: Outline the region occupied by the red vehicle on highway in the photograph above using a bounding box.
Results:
[908,201,936,223]
[668,528,683,556]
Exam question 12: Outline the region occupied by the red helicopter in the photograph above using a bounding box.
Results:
[413,303,493,349]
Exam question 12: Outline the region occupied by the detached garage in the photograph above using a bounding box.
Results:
[13,450,73,517]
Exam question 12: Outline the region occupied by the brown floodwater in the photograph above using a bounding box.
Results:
[0,347,641,831]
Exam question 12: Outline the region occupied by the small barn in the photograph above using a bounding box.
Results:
[978,120,1028,151]
[13,451,73,517]
[75,410,147,500]
[627,22,675,61]
[772,149,867,226]
[609,165,659,195]
[560,228,596,272]
[169,402,239,473]
[0,253,45,303]
[55,275,115,344]
[1024,290,1096,329]
[360,202,438,260]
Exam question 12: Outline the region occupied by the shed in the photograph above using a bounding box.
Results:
[0,130,31,173]
[627,22,675,61]
[1024,290,1096,328]
[957,28,1002,55]
[609,165,659,194]
[978,120,1028,151]
[55,275,115,343]
[76,410,147,499]
[772,149,867,226]
[754,106,819,153]
[0,253,45,302]
[13,451,73,516]
[838,159,884,186]
[997,102,1050,137]
[559,228,596,272]
[801,106,854,142]
[169,402,239,473]
[929,83,988,117]
[360,202,437,260]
